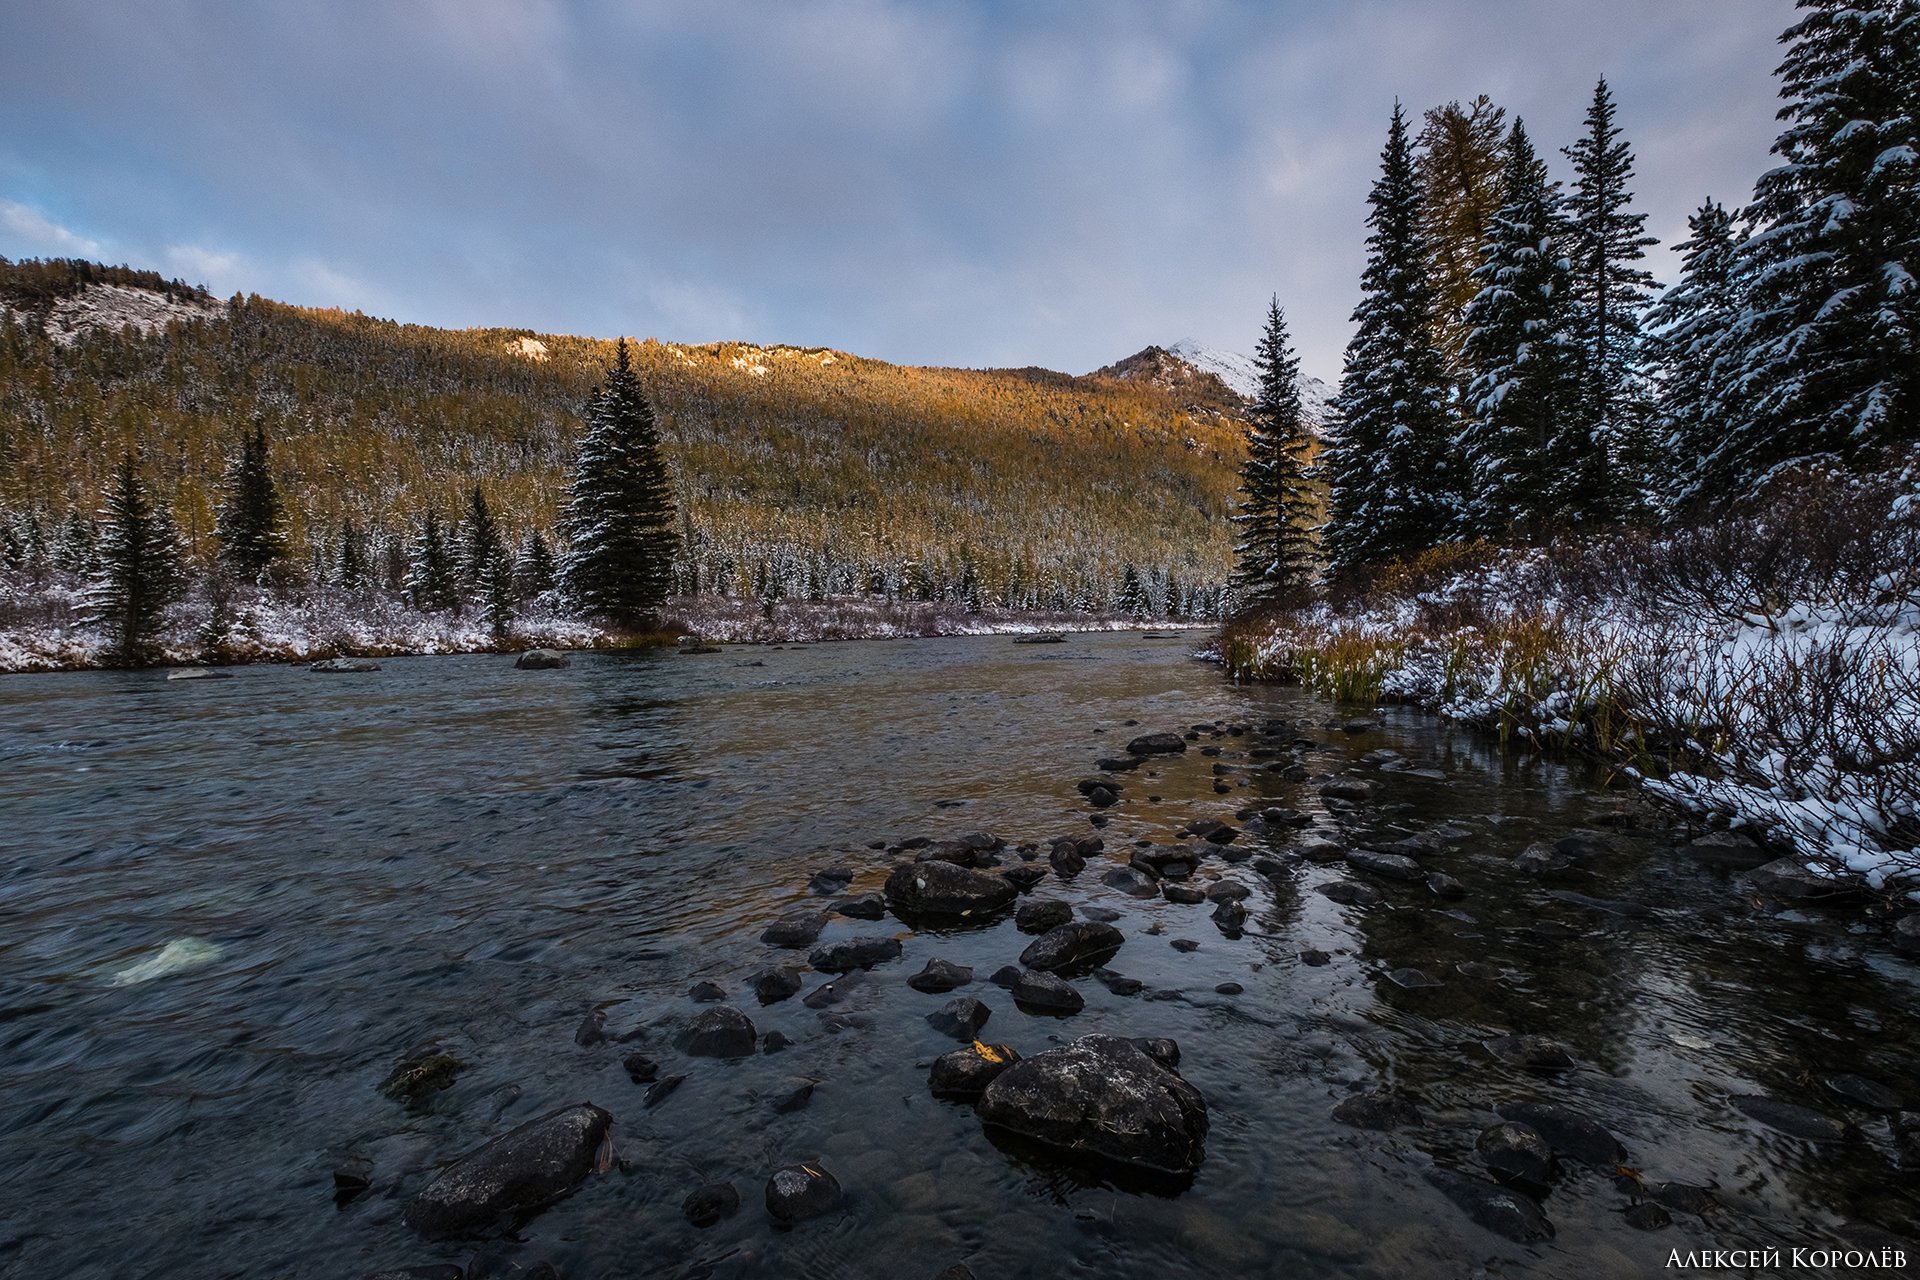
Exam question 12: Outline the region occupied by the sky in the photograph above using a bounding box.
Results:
[0,0,1798,382]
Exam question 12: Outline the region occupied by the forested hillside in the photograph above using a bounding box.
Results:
[0,262,1249,616]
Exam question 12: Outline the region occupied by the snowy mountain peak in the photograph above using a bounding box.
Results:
[1094,340,1337,432]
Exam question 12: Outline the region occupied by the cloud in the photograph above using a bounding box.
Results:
[0,199,103,258]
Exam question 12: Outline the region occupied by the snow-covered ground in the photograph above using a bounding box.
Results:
[1222,474,1920,896]
[0,283,224,346]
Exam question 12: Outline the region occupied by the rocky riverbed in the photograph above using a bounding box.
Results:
[2,633,1916,1278]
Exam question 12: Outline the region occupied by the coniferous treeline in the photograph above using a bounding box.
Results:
[1232,0,1917,596]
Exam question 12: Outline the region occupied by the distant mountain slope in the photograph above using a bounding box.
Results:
[1090,341,1336,434]
[0,259,1245,612]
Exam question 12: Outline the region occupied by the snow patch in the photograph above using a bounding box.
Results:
[24,284,225,346]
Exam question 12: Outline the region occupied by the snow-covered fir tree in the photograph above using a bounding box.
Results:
[559,339,679,627]
[213,421,288,580]
[458,485,509,594]
[1563,78,1660,518]
[1230,297,1317,607]
[1644,199,1747,510]
[407,509,460,613]
[514,529,557,600]
[336,516,368,588]
[1457,120,1584,539]
[1323,103,1456,571]
[84,451,182,664]
[1726,0,1920,491]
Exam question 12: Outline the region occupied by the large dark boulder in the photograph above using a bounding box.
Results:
[808,937,903,973]
[765,1163,842,1225]
[403,1103,612,1240]
[927,996,992,1040]
[760,911,830,948]
[977,1034,1207,1175]
[907,958,974,993]
[929,1042,1021,1099]
[1425,1169,1553,1243]
[885,861,1017,920]
[1495,1101,1624,1165]
[1477,1122,1555,1187]
[1015,898,1073,934]
[1011,969,1084,1015]
[1345,849,1425,883]
[1749,857,1865,901]
[1018,921,1124,974]
[1681,829,1770,868]
[1126,732,1188,755]
[676,1007,757,1058]
[514,649,570,670]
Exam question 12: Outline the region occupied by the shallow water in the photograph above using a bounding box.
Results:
[1,633,1915,1279]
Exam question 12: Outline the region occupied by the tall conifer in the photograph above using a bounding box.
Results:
[1231,297,1317,607]
[84,451,182,663]
[214,421,288,579]
[1644,200,1746,510]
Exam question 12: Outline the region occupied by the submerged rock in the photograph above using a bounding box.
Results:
[1386,967,1443,989]
[1426,1169,1553,1243]
[1162,883,1206,905]
[836,892,886,920]
[764,1163,843,1225]
[1511,843,1572,875]
[379,1049,466,1113]
[885,861,1017,920]
[1316,880,1382,908]
[1682,829,1770,868]
[1477,1122,1555,1187]
[682,1181,740,1228]
[1750,857,1864,901]
[1822,1073,1904,1112]
[977,1034,1208,1175]
[403,1103,612,1240]
[1319,777,1374,802]
[1020,921,1126,974]
[808,937,902,973]
[1481,1034,1578,1071]
[1731,1094,1853,1141]
[929,1041,1021,1099]
[1330,1089,1421,1130]
[676,1007,757,1058]
[312,657,381,673]
[1495,1101,1625,1165]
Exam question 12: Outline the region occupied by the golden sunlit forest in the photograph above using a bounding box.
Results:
[0,260,1249,613]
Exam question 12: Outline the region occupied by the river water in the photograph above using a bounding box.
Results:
[1,633,1915,1279]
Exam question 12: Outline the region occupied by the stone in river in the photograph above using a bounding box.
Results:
[836,892,886,920]
[1001,865,1048,892]
[1015,899,1074,934]
[1132,1038,1180,1069]
[379,1049,466,1114]
[929,1041,1022,1099]
[1624,1202,1671,1231]
[514,649,570,670]
[1076,776,1125,797]
[1206,881,1251,903]
[1681,829,1770,868]
[1210,899,1247,933]
[1426,1169,1553,1242]
[1169,938,1200,953]
[988,965,1024,989]
[574,1007,609,1046]
[1477,1122,1556,1187]
[1020,921,1125,973]
[801,973,862,1009]
[1095,969,1144,996]
[772,1082,815,1113]
[682,1181,740,1228]
[621,1053,658,1084]
[1126,732,1188,756]
[1387,967,1442,989]
[1296,838,1347,865]
[927,996,992,1040]
[1511,842,1572,874]
[1330,1089,1421,1130]
[1319,777,1374,802]
[977,1034,1208,1175]
[1317,880,1381,908]
[1346,849,1425,883]
[1749,857,1865,901]
[1096,756,1143,771]
[312,657,381,673]
[688,980,727,1003]
[1012,969,1084,1015]
[1731,1094,1853,1141]
[1426,872,1467,898]
[884,861,1017,920]
[1893,914,1920,952]
[644,1075,685,1109]
[907,958,974,994]
[363,1268,463,1280]
[403,1103,613,1240]
[1892,1112,1920,1169]
[1300,949,1332,967]
[760,911,830,948]
[676,1007,757,1058]
[1162,883,1206,905]
[1481,1034,1578,1071]
[765,1163,843,1225]
[752,966,804,1004]
[1101,865,1160,898]
[808,937,903,973]
[1048,842,1086,877]
[1085,786,1119,809]
[1496,1101,1625,1165]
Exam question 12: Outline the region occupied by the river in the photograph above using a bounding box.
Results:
[1,633,1914,1278]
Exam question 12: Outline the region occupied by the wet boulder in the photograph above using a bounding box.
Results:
[1018,921,1125,974]
[1162,883,1206,904]
[1386,967,1442,989]
[1481,1034,1578,1071]
[1426,871,1467,898]
[1012,969,1084,1015]
[752,966,804,1005]
[1296,838,1347,864]
[1345,849,1424,883]
[1425,1169,1553,1243]
[927,996,992,1040]
[1048,843,1086,877]
[1823,1073,1904,1112]
[513,649,570,670]
[1126,732,1188,756]
[885,861,1017,921]
[808,937,903,973]
[1477,1122,1556,1187]
[836,892,886,920]
[1731,1094,1853,1142]
[1316,880,1381,908]
[676,1007,757,1058]
[1511,843,1573,875]
[765,1163,843,1225]
[1749,857,1864,901]
[1001,865,1048,893]
[1319,777,1374,802]
[1894,914,1920,952]
[1210,899,1247,933]
[977,1034,1208,1175]
[1682,829,1770,868]
[907,958,974,994]
[760,911,830,949]
[1206,881,1251,903]
[1495,1101,1624,1165]
[929,1041,1021,1099]
[379,1049,466,1114]
[403,1103,612,1240]
[1015,899,1073,934]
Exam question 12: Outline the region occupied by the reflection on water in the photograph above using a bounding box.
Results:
[0,634,1915,1279]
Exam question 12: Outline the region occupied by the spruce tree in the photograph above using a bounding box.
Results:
[514,529,558,600]
[55,507,97,576]
[1457,120,1584,540]
[1231,297,1318,607]
[1644,199,1746,510]
[336,516,367,588]
[1563,78,1660,518]
[458,485,508,592]
[1416,95,1511,376]
[1324,104,1456,571]
[1727,0,1920,490]
[214,421,288,579]
[559,339,679,627]
[407,509,460,613]
[84,451,182,664]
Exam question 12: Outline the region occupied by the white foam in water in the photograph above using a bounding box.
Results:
[110,937,222,986]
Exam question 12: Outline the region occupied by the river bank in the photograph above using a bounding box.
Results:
[3,634,1916,1278]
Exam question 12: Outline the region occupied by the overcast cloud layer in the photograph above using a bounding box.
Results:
[0,0,1796,380]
